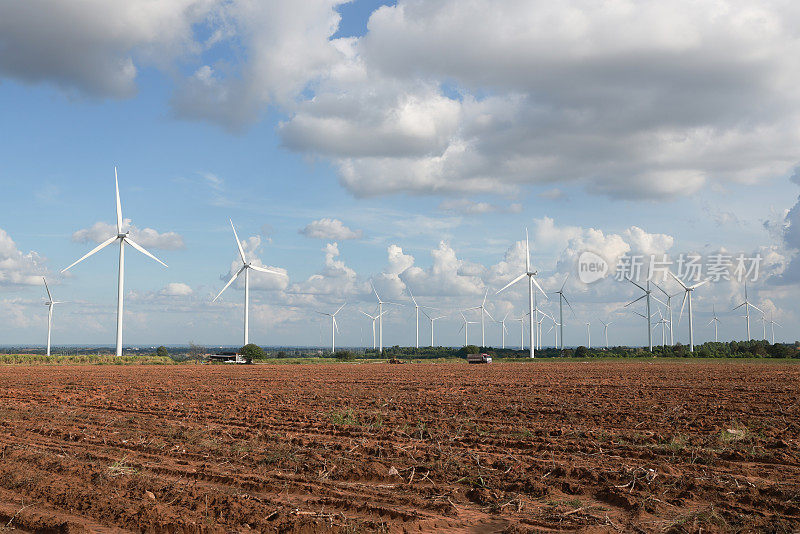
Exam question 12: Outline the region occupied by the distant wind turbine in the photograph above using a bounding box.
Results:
[493,312,511,349]
[496,228,547,358]
[422,309,447,347]
[316,303,345,353]
[624,277,654,352]
[458,312,478,347]
[553,274,574,351]
[653,282,681,345]
[61,167,168,357]
[213,219,286,346]
[670,271,709,352]
[768,315,781,344]
[360,308,387,350]
[707,304,721,342]
[42,277,65,357]
[408,288,422,348]
[585,322,591,349]
[599,319,612,349]
[465,289,494,347]
[731,282,762,341]
[370,282,403,353]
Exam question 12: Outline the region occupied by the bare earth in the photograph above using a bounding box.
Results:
[0,361,798,533]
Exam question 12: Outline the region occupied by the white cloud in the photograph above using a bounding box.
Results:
[72,219,185,250]
[159,282,193,296]
[218,235,289,293]
[300,218,363,240]
[0,227,48,286]
[438,199,522,215]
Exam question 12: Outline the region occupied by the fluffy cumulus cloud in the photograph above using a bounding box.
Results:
[0,227,48,286]
[280,0,800,199]
[300,218,363,240]
[159,282,193,297]
[5,2,799,198]
[72,219,185,250]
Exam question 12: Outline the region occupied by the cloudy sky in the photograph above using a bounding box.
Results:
[1,0,799,349]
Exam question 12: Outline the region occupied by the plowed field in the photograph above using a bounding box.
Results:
[0,361,798,533]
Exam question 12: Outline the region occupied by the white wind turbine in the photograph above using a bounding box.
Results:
[407,288,426,349]
[537,310,554,348]
[465,289,494,347]
[670,271,709,353]
[585,322,591,349]
[496,228,547,358]
[42,277,66,357]
[599,319,612,349]
[360,308,387,350]
[493,312,511,349]
[732,281,762,341]
[458,312,479,346]
[317,303,345,353]
[768,315,781,344]
[624,277,653,352]
[553,274,574,351]
[707,305,721,342]
[653,282,682,345]
[516,315,526,350]
[61,167,167,357]
[546,317,560,347]
[422,309,447,347]
[370,282,402,353]
[213,219,286,346]
[653,310,670,346]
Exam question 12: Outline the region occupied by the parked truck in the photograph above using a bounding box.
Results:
[467,353,492,364]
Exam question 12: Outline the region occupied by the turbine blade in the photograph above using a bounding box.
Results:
[43,277,52,301]
[677,291,688,325]
[732,302,746,311]
[61,235,118,272]
[482,288,488,306]
[532,277,548,299]
[627,277,646,292]
[750,303,764,314]
[774,321,782,328]
[560,273,570,292]
[495,272,526,294]
[485,309,495,322]
[249,264,285,276]
[333,317,340,333]
[212,266,244,302]
[624,294,646,307]
[525,227,530,273]
[333,302,346,316]
[230,219,247,264]
[371,281,381,302]
[360,310,374,319]
[562,294,576,317]
[125,237,168,267]
[667,270,689,290]
[115,166,122,234]
[653,281,669,297]
[689,278,710,290]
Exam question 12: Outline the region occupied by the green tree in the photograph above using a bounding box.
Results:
[574,346,589,358]
[457,345,481,359]
[239,344,264,363]
[156,346,168,358]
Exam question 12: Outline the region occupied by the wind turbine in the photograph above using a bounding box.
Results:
[422,309,447,347]
[669,271,709,353]
[653,282,681,345]
[42,277,65,357]
[732,282,763,341]
[316,303,345,353]
[61,167,168,357]
[213,219,286,346]
[653,311,669,346]
[537,310,554,348]
[546,317,560,347]
[458,312,478,346]
[624,277,653,352]
[496,228,547,358]
[465,289,494,347]
[768,315,781,344]
[599,319,612,349]
[408,288,420,348]
[360,308,387,350]
[585,322,591,349]
[516,315,526,350]
[707,305,721,342]
[553,274,574,351]
[493,312,511,349]
[371,282,403,353]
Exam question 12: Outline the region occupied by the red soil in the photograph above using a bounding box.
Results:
[0,361,798,532]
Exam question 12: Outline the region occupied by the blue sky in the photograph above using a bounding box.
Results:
[1,0,799,349]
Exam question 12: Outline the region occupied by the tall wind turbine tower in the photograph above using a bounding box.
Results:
[599,319,612,349]
[371,282,402,353]
[732,282,762,341]
[422,309,447,347]
[360,308,386,350]
[213,219,286,346]
[653,282,681,345]
[625,277,653,352]
[496,229,547,358]
[670,271,709,352]
[707,305,721,342]
[62,167,168,357]
[553,274,574,351]
[42,277,65,357]
[316,303,345,353]
[768,315,781,344]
